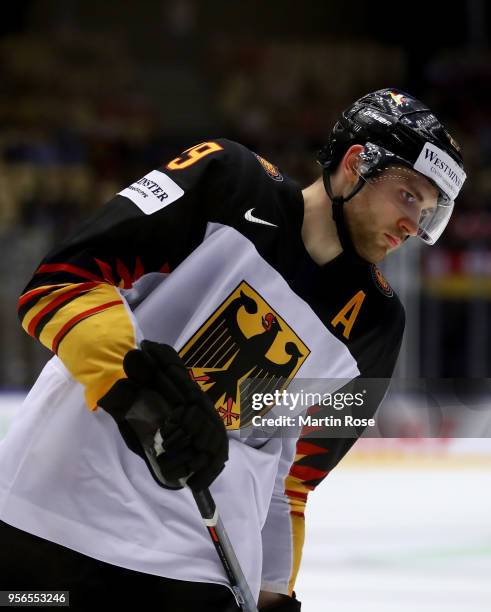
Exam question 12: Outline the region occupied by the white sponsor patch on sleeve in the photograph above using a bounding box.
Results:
[414,142,466,201]
[118,170,185,214]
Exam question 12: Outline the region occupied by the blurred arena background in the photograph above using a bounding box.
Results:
[1,2,490,610]
[1,0,490,386]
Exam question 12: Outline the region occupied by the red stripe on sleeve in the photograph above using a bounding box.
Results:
[36,264,103,282]
[134,257,145,280]
[18,286,54,310]
[296,440,329,457]
[95,259,115,285]
[116,259,133,288]
[285,489,308,502]
[51,299,122,353]
[288,464,329,483]
[27,282,99,338]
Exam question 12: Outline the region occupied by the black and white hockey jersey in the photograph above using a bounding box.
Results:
[1,139,404,597]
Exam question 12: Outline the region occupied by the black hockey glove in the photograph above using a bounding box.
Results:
[98,340,228,492]
[260,593,301,611]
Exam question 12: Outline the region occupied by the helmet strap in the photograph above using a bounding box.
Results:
[322,169,367,265]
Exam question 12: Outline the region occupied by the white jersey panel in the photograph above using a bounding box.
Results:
[0,358,281,598]
[135,222,360,382]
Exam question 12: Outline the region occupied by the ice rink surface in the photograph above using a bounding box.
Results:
[296,464,491,612]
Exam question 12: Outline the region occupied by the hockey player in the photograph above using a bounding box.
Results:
[0,89,465,610]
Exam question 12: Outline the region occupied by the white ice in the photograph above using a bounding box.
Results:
[296,465,491,612]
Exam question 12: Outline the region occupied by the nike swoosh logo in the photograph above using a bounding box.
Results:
[244,208,278,228]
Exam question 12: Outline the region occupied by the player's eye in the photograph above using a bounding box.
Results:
[401,190,417,204]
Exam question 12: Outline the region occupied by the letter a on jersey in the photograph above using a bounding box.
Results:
[331,290,366,339]
[179,281,310,429]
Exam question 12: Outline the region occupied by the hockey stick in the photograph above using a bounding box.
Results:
[126,404,258,612]
[191,487,259,612]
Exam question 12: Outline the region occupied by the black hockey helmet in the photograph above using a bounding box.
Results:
[318,88,467,246]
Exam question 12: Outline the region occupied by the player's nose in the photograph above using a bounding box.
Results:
[397,216,418,238]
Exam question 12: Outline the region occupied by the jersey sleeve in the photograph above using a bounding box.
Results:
[261,305,405,595]
[18,140,237,410]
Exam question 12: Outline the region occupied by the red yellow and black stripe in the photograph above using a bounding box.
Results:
[17,258,147,410]
[285,438,330,595]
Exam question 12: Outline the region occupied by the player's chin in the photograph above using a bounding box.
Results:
[369,253,386,264]
[357,243,388,264]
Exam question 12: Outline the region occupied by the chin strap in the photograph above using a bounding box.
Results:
[322,169,368,265]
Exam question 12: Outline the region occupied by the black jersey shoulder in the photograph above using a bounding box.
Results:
[158,138,284,197]
[283,248,406,378]
[326,257,405,377]
[161,138,302,242]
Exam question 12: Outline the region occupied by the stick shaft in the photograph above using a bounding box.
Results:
[192,489,259,612]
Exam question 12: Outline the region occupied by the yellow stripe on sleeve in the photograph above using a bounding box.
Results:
[36,284,137,409]
[285,473,308,595]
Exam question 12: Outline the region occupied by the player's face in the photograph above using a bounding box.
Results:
[344,167,440,263]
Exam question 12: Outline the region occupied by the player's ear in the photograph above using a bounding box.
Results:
[342,144,364,180]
